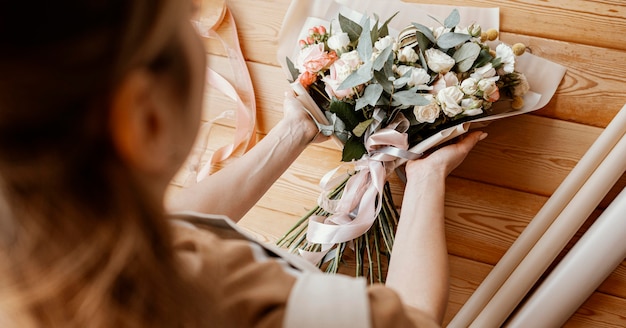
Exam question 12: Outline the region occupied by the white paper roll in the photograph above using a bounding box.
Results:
[470,127,626,327]
[506,187,626,327]
[449,103,626,327]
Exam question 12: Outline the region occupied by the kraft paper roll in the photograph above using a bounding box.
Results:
[470,123,626,327]
[507,186,626,327]
[449,103,626,327]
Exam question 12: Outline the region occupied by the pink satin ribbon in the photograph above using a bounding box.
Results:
[301,113,421,263]
[192,4,257,182]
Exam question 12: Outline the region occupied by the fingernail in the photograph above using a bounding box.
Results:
[479,132,488,141]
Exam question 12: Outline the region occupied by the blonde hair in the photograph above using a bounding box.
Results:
[0,1,208,326]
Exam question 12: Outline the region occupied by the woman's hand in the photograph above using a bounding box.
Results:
[282,92,328,144]
[405,130,487,180]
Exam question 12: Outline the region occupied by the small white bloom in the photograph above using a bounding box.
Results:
[496,43,515,74]
[408,67,431,89]
[339,50,361,70]
[471,63,496,80]
[437,86,464,117]
[461,98,484,116]
[460,77,479,94]
[374,35,395,52]
[327,32,350,51]
[425,48,455,74]
[413,94,440,123]
[398,46,419,63]
[478,79,497,95]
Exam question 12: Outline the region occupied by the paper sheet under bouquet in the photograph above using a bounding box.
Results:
[275,0,566,280]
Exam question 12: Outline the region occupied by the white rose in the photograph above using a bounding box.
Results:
[408,68,431,89]
[339,50,361,69]
[425,48,455,74]
[461,98,484,116]
[327,32,350,51]
[437,86,464,117]
[398,46,419,63]
[395,64,411,76]
[496,43,515,74]
[374,35,395,51]
[413,95,440,123]
[460,77,478,94]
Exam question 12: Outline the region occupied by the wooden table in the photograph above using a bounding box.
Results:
[168,0,626,326]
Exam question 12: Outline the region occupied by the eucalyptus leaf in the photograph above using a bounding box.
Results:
[342,136,368,162]
[357,19,373,64]
[373,45,393,71]
[437,32,471,49]
[352,118,374,137]
[338,61,373,90]
[373,69,393,93]
[392,89,430,106]
[286,57,299,82]
[412,23,436,43]
[378,12,399,38]
[444,9,460,28]
[453,42,481,72]
[473,48,494,69]
[356,84,383,110]
[339,13,362,42]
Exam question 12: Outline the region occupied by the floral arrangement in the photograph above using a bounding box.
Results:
[277,9,529,282]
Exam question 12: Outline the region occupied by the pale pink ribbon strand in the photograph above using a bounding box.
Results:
[194,6,257,182]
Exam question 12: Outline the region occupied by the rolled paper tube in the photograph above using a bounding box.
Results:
[507,186,626,327]
[448,104,626,327]
[470,126,626,327]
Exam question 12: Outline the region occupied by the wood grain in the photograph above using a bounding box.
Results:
[167,0,626,325]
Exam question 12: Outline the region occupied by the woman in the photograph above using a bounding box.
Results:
[0,0,485,327]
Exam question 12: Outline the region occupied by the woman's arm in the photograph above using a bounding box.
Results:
[166,94,322,221]
[385,131,486,324]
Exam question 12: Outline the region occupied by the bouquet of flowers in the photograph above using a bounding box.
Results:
[276,6,544,283]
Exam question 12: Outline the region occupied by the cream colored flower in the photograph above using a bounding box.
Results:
[327,32,350,51]
[425,48,455,73]
[374,35,396,52]
[461,98,484,116]
[437,85,464,117]
[398,46,419,63]
[496,43,515,74]
[413,94,440,123]
[460,77,479,95]
[512,73,530,97]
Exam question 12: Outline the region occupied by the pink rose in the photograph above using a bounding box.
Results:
[298,71,318,90]
[297,43,337,74]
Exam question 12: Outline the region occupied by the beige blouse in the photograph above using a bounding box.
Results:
[170,212,439,328]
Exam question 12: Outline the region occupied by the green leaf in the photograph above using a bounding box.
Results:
[412,23,436,43]
[329,100,361,130]
[437,32,471,49]
[286,57,299,82]
[444,9,460,28]
[378,12,399,38]
[357,19,373,64]
[342,136,368,162]
[339,13,362,42]
[338,61,373,90]
[392,88,430,106]
[356,84,383,110]
[453,42,481,72]
[472,48,494,69]
[373,45,393,71]
[373,69,393,93]
[352,118,374,137]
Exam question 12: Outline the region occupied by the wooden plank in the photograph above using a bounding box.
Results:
[404,0,626,52]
